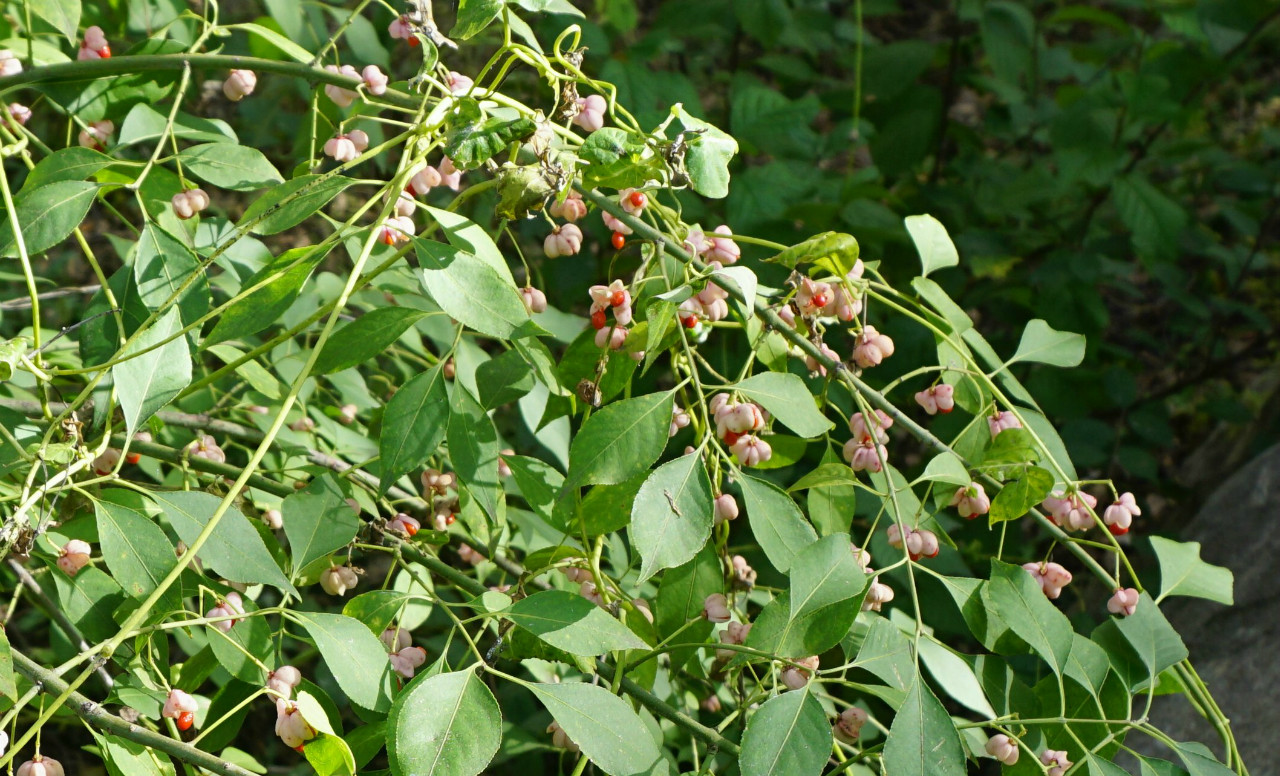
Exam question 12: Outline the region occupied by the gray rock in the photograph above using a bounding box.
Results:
[1134,443,1280,772]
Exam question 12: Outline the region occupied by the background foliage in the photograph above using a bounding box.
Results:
[0,1,1273,776]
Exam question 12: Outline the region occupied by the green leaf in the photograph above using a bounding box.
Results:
[452,0,504,39]
[100,734,174,776]
[738,687,829,776]
[445,115,537,170]
[113,307,191,434]
[240,174,354,235]
[911,277,972,334]
[916,636,996,718]
[1099,592,1188,687]
[789,533,868,620]
[918,451,971,487]
[476,348,536,410]
[225,22,315,62]
[510,0,585,17]
[982,560,1071,677]
[117,104,236,146]
[0,180,98,258]
[1169,741,1236,776]
[24,147,112,189]
[344,590,416,636]
[132,223,209,324]
[282,475,360,576]
[530,682,668,776]
[151,491,298,597]
[904,214,959,277]
[419,255,531,339]
[1113,174,1187,260]
[446,385,502,521]
[204,245,330,346]
[0,627,16,700]
[853,616,914,690]
[788,462,859,492]
[313,308,428,375]
[378,365,450,494]
[654,545,721,672]
[738,472,818,573]
[566,391,674,488]
[631,452,714,582]
[304,733,357,776]
[506,590,646,655]
[30,0,81,43]
[387,669,501,776]
[767,231,859,272]
[579,128,663,190]
[746,592,858,659]
[503,454,563,522]
[294,612,395,712]
[988,466,1054,523]
[672,105,738,199]
[422,207,515,284]
[711,265,758,319]
[177,144,284,190]
[209,598,273,683]
[1009,319,1086,367]
[882,673,967,776]
[1149,537,1233,605]
[732,372,833,438]
[94,493,179,605]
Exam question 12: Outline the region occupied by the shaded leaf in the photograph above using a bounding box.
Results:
[151,490,297,597]
[732,372,833,438]
[387,670,501,776]
[739,687,828,776]
[294,612,395,712]
[566,391,674,488]
[905,214,959,277]
[506,590,646,655]
[113,307,191,434]
[530,682,668,776]
[631,453,714,582]
[738,472,818,573]
[378,365,450,494]
[282,475,361,577]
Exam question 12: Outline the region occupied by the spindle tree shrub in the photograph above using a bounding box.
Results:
[0,2,1245,776]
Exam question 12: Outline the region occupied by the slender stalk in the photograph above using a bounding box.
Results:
[10,650,259,776]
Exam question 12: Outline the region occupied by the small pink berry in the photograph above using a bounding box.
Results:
[852,325,895,368]
[950,483,991,519]
[1103,492,1141,536]
[549,190,588,222]
[702,593,731,623]
[57,539,93,577]
[834,707,869,742]
[78,119,114,150]
[572,94,607,132]
[915,384,955,415]
[985,734,1020,765]
[362,65,388,95]
[1107,587,1140,617]
[544,223,584,258]
[713,493,739,526]
[223,69,257,101]
[780,656,819,690]
[520,286,548,314]
[987,410,1022,438]
[0,50,24,77]
[8,102,32,125]
[731,434,772,467]
[1022,561,1072,599]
